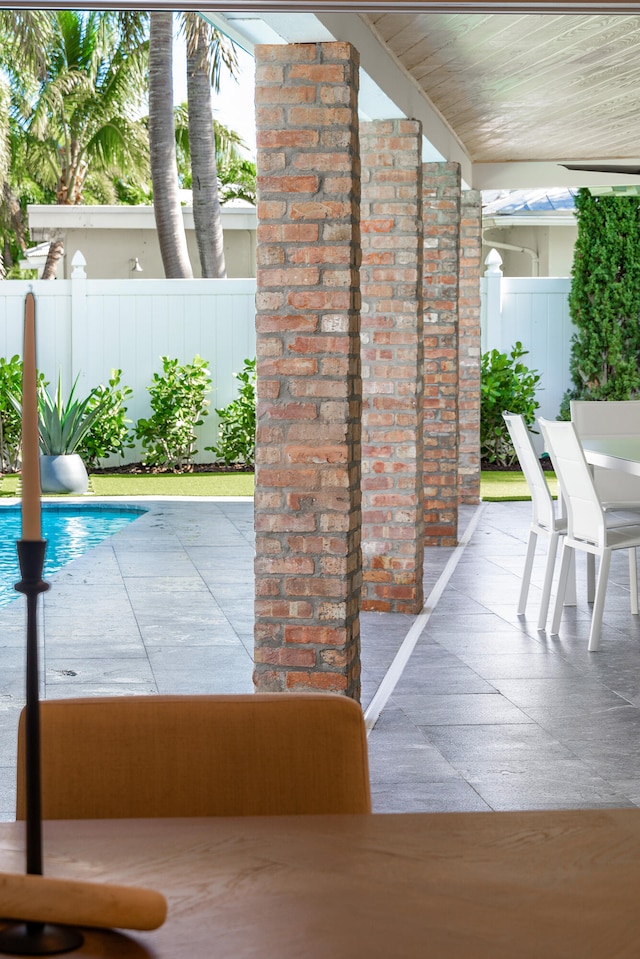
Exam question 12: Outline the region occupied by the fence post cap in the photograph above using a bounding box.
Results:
[71,250,87,279]
[484,248,503,276]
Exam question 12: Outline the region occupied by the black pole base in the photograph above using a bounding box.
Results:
[0,922,83,955]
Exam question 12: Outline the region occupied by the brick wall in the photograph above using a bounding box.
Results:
[253,41,363,700]
[423,162,461,547]
[458,189,482,505]
[360,119,424,613]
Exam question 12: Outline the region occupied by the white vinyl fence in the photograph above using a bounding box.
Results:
[0,265,257,465]
[481,259,574,453]
[1,252,574,465]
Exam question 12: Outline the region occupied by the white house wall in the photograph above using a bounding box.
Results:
[43,227,258,281]
[27,205,257,280]
[482,224,578,277]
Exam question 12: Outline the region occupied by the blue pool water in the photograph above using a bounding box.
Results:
[0,504,145,608]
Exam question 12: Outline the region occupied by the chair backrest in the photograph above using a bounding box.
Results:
[538,418,605,546]
[570,399,640,437]
[16,693,372,819]
[570,399,640,503]
[502,412,557,530]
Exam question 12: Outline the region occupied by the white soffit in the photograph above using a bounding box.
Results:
[203,10,455,168]
[484,214,576,228]
[474,162,640,191]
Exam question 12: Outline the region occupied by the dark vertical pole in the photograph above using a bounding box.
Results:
[16,538,48,877]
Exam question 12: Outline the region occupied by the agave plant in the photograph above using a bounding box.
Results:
[37,374,106,456]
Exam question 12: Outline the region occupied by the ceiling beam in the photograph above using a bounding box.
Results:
[6,1,640,9]
[199,2,640,11]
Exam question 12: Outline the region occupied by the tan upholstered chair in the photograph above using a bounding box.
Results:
[16,693,372,819]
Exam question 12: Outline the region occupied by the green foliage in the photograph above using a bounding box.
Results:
[135,355,211,470]
[208,357,256,467]
[76,369,135,469]
[564,188,640,408]
[5,266,37,280]
[0,354,40,471]
[112,176,153,206]
[0,354,22,471]
[218,156,256,206]
[37,373,107,455]
[173,103,256,202]
[481,342,541,466]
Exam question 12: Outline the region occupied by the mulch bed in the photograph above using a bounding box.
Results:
[481,458,554,472]
[91,462,251,475]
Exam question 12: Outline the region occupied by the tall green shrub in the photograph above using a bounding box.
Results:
[481,342,541,466]
[0,355,27,472]
[208,357,256,468]
[135,355,211,470]
[77,369,135,469]
[564,188,640,411]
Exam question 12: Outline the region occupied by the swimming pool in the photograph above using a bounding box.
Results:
[0,504,146,608]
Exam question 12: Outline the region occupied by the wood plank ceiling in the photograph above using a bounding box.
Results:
[364,12,640,164]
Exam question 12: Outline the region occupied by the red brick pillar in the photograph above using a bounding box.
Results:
[423,162,460,547]
[458,189,482,505]
[360,119,424,613]
[253,41,362,700]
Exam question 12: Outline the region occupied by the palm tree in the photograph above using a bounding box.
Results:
[0,11,55,277]
[147,13,239,279]
[0,11,55,81]
[7,11,150,278]
[22,11,149,207]
[174,104,256,205]
[148,11,193,279]
[183,14,237,278]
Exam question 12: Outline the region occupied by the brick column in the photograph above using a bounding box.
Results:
[253,42,362,700]
[458,189,482,505]
[360,119,424,613]
[423,162,461,547]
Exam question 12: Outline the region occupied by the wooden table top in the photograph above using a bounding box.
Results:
[3,809,640,958]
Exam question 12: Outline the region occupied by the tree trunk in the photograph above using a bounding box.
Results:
[4,183,27,254]
[148,11,193,279]
[41,238,64,280]
[186,16,226,279]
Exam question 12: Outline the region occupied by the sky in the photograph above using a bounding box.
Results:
[172,25,256,160]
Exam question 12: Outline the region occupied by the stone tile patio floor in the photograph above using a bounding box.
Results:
[3,496,640,818]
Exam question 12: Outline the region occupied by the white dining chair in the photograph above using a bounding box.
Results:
[502,412,567,629]
[570,399,640,506]
[539,418,640,651]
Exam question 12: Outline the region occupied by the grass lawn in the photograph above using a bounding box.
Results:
[0,472,255,498]
[0,470,545,502]
[480,470,557,501]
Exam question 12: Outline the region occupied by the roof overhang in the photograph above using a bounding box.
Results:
[27,205,257,233]
[199,7,640,191]
[483,214,576,228]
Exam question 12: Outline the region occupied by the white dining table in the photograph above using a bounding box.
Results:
[581,435,640,477]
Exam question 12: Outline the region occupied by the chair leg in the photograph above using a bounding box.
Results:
[564,548,577,607]
[518,529,537,616]
[630,548,639,616]
[587,553,596,603]
[537,531,560,631]
[588,551,611,652]
[551,543,573,636]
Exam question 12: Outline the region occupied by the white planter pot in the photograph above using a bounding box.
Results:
[40,454,89,494]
